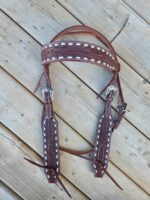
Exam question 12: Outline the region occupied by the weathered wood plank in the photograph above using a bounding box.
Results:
[122,0,150,24]
[57,0,150,80]
[2,0,150,137]
[0,181,22,200]
[112,14,150,80]
[0,12,150,193]
[0,69,150,200]
[0,125,88,200]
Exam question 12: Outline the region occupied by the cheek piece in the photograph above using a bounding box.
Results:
[24,25,127,198]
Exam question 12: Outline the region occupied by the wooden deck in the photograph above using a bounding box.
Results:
[0,0,150,199]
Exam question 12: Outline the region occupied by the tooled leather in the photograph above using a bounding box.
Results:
[23,25,127,196]
[41,41,120,72]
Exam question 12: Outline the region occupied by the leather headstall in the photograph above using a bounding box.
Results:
[25,25,127,198]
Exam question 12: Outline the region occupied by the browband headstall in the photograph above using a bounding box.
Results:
[25,25,127,198]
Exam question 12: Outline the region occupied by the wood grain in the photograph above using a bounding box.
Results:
[122,0,150,24]
[0,181,22,200]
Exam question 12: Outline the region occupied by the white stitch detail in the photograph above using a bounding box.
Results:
[68,42,73,46]
[58,56,64,59]
[97,47,100,50]
[56,168,59,172]
[56,143,58,147]
[103,62,106,66]
[91,59,95,62]
[106,52,109,55]
[94,153,97,157]
[54,43,58,46]
[107,64,110,67]
[76,43,81,46]
[44,139,46,143]
[68,56,73,59]
[46,58,50,62]
[45,162,48,165]
[54,130,57,134]
[44,145,47,148]
[76,56,80,59]
[84,43,88,47]
[43,133,46,136]
[102,49,105,52]
[83,57,88,60]
[56,155,58,159]
[52,57,56,60]
[108,132,111,136]
[47,175,50,178]
[45,169,48,172]
[98,129,100,133]
[61,42,65,45]
[44,151,47,154]
[91,45,94,48]
[44,46,47,49]
[55,137,57,141]
[45,156,47,160]
[49,44,52,47]
[97,60,101,64]
[56,161,59,165]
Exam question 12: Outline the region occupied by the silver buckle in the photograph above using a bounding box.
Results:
[42,87,54,101]
[105,85,118,96]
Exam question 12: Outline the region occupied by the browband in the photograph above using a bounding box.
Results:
[25,25,127,198]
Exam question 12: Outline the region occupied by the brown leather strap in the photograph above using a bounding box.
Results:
[25,25,126,197]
